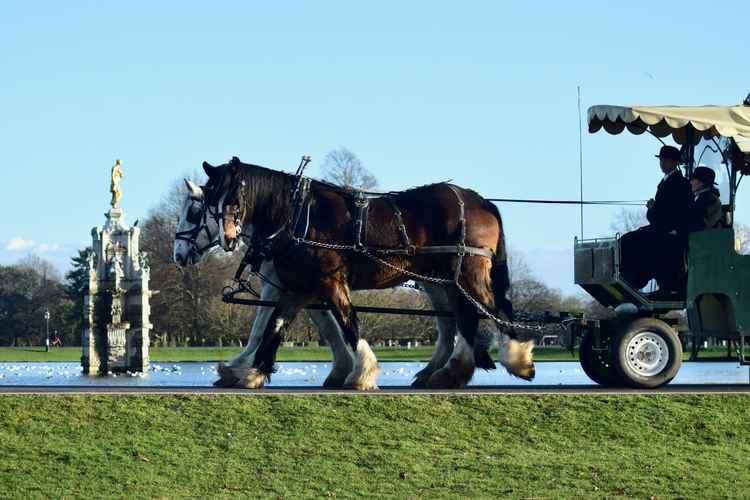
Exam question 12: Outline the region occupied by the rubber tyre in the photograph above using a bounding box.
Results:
[579,331,623,386]
[613,318,682,389]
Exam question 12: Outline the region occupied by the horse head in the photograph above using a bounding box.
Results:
[202,157,250,253]
[172,178,221,266]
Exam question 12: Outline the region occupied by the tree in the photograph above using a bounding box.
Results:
[610,207,647,233]
[506,249,562,313]
[510,278,562,314]
[0,263,73,346]
[17,253,62,284]
[321,148,378,190]
[61,248,93,345]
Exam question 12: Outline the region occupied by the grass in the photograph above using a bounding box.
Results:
[0,345,736,363]
[0,394,748,498]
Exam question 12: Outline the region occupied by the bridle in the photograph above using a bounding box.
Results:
[174,194,222,261]
[218,174,249,251]
[212,157,312,284]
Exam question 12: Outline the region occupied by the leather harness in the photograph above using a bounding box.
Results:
[233,177,494,283]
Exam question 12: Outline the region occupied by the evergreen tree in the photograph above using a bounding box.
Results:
[63,247,92,345]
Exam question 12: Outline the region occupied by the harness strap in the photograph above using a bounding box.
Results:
[386,195,412,251]
[445,184,468,281]
[414,245,492,258]
[353,190,369,249]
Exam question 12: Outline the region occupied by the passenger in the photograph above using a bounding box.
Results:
[684,166,724,232]
[619,145,693,292]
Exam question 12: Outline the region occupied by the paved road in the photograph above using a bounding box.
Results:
[2,384,750,395]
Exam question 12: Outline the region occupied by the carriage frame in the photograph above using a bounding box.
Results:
[572,103,750,388]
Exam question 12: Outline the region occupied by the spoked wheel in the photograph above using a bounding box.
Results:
[579,331,623,386]
[613,318,682,389]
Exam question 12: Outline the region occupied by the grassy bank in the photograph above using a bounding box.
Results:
[0,345,734,363]
[0,395,748,498]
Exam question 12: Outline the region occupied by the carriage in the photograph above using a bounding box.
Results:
[573,103,750,388]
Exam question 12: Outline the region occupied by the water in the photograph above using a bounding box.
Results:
[0,361,747,387]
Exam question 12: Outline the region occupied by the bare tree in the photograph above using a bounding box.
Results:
[321,148,378,190]
[17,254,61,284]
[507,248,533,283]
[506,249,562,313]
[609,208,647,233]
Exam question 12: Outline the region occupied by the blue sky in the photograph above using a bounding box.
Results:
[1,1,748,294]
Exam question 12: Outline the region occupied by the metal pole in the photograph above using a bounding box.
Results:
[577,85,584,239]
[44,309,50,352]
[224,297,456,317]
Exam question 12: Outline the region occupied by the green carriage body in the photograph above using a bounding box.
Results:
[687,228,750,355]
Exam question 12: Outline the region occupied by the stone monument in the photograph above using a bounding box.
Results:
[82,159,152,374]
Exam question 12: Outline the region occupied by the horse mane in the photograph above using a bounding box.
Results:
[230,158,453,199]
[311,177,455,198]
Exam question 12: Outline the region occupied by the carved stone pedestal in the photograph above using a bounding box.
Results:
[81,205,152,375]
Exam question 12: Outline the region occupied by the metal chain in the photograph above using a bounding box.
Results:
[238,235,546,332]
[291,235,545,331]
[358,248,547,332]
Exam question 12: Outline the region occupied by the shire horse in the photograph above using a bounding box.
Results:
[174,179,467,388]
[192,157,534,389]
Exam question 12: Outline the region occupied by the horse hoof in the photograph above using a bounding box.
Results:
[323,375,348,389]
[499,339,535,381]
[425,368,468,390]
[214,362,239,388]
[346,382,379,391]
[214,363,267,389]
[410,377,428,388]
[343,374,379,391]
[513,363,536,381]
[237,368,267,389]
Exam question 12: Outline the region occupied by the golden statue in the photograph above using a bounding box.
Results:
[110,159,123,208]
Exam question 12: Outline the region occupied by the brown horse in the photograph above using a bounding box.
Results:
[203,157,534,389]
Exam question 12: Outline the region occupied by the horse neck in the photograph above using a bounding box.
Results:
[243,167,293,237]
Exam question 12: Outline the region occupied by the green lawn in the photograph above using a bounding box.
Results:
[0,395,748,498]
[0,345,735,363]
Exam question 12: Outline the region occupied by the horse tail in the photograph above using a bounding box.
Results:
[485,200,514,322]
[485,200,536,380]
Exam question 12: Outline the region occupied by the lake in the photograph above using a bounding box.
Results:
[0,361,748,387]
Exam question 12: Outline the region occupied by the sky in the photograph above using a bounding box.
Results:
[1,1,748,294]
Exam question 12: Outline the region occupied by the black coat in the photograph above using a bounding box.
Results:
[684,188,724,233]
[646,169,692,232]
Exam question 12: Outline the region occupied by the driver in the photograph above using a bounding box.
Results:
[619,145,693,293]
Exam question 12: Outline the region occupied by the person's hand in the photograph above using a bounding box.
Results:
[646,198,655,209]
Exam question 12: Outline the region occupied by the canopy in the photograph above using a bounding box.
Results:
[588,105,750,153]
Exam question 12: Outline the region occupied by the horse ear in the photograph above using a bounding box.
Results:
[230,156,240,165]
[202,161,216,177]
[184,179,204,200]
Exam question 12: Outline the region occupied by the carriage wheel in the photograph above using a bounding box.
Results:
[613,318,682,389]
[579,331,623,386]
